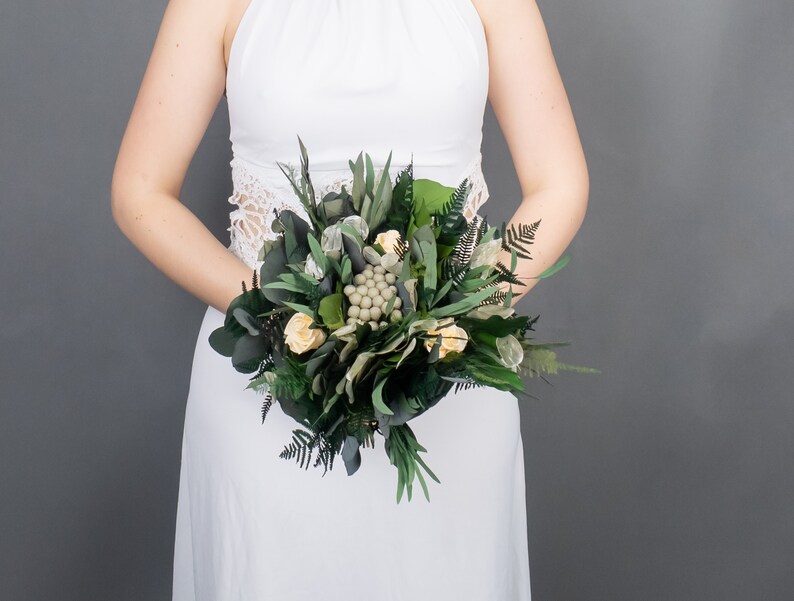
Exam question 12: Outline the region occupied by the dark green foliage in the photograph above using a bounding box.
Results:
[384,162,414,234]
[384,423,440,503]
[434,178,471,236]
[279,424,338,475]
[268,355,313,410]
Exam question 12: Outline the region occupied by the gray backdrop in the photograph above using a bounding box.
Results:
[2,0,792,599]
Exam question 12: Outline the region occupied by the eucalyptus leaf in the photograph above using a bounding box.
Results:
[372,378,394,416]
[231,334,268,374]
[232,307,261,336]
[430,286,498,318]
[341,435,362,475]
[208,326,238,357]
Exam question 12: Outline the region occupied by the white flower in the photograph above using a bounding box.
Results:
[284,312,327,354]
[495,334,524,370]
[304,254,325,280]
[423,318,469,359]
[469,239,503,269]
[375,229,402,254]
[321,224,343,260]
[342,215,369,240]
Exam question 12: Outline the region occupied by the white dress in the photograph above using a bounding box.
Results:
[172,1,532,599]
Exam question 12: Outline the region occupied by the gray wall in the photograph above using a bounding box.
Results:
[2,0,792,599]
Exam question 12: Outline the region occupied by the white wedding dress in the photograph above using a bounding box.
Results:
[172,1,532,599]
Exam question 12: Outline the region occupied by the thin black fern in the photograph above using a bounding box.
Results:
[260,391,275,424]
[393,236,410,261]
[434,179,471,235]
[451,218,479,265]
[480,288,509,306]
[500,220,541,259]
[493,261,525,287]
[279,425,335,475]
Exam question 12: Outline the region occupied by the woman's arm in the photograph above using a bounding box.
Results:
[475,0,590,304]
[111,0,253,314]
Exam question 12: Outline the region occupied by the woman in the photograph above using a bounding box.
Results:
[111,0,588,599]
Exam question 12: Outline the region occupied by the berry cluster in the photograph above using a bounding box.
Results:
[343,262,403,329]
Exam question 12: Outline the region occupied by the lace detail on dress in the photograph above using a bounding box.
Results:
[226,153,490,271]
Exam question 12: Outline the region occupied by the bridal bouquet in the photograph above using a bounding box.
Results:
[210,136,598,502]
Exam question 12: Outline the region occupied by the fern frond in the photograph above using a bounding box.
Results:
[279,424,337,475]
[435,179,471,235]
[393,236,410,261]
[260,391,275,424]
[451,217,479,265]
[518,348,601,377]
[493,261,525,287]
[500,220,541,259]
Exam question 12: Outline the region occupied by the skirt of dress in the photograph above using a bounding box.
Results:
[172,304,532,600]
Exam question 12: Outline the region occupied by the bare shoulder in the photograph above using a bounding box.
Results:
[469,0,540,37]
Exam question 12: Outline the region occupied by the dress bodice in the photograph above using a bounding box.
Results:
[223,0,491,270]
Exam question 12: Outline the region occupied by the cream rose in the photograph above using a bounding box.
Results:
[375,229,402,254]
[284,312,327,354]
[423,318,469,359]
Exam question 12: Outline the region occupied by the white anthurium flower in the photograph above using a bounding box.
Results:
[469,239,503,270]
[495,334,524,371]
[304,253,325,280]
[342,215,369,240]
[321,224,343,260]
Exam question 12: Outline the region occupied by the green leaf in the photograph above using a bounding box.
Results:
[369,151,393,230]
[372,378,394,415]
[430,286,498,318]
[419,240,437,296]
[414,179,455,214]
[534,254,571,278]
[261,280,307,293]
[429,277,454,308]
[258,243,289,305]
[350,152,366,211]
[306,231,329,273]
[365,153,375,196]
[318,293,345,330]
[208,326,238,357]
[281,301,314,316]
[340,255,352,284]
